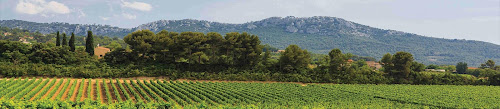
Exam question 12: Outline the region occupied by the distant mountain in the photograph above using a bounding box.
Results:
[1,16,499,66]
[0,19,130,37]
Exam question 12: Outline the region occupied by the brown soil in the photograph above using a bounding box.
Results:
[70,80,81,101]
[99,82,107,103]
[18,79,42,99]
[30,79,53,100]
[50,79,67,100]
[136,80,155,101]
[92,81,97,101]
[126,80,146,102]
[114,82,126,101]
[60,80,74,100]
[80,80,88,102]
[39,79,61,100]
[107,82,118,103]
[139,80,166,102]
[120,81,137,102]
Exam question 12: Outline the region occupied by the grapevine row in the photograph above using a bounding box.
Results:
[31,78,57,100]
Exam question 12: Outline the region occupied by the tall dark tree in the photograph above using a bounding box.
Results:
[69,33,75,52]
[279,45,311,73]
[261,50,272,67]
[222,32,262,68]
[85,31,94,55]
[62,33,67,46]
[328,48,350,74]
[411,61,425,72]
[486,60,495,69]
[380,53,393,73]
[123,30,156,59]
[490,74,500,85]
[56,31,60,46]
[206,32,223,64]
[391,52,414,80]
[456,62,468,74]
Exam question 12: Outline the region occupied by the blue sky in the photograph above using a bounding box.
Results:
[1,0,499,45]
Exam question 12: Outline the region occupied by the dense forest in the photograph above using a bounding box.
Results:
[1,27,500,85]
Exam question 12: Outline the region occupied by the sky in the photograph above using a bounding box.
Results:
[1,0,499,45]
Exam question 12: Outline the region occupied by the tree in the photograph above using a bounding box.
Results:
[489,74,500,86]
[106,41,122,51]
[69,33,75,52]
[103,48,135,64]
[62,33,67,46]
[2,50,27,65]
[123,30,156,59]
[456,62,468,74]
[279,45,310,73]
[328,48,350,74]
[391,51,414,80]
[486,60,495,69]
[380,53,393,73]
[262,50,271,66]
[445,65,456,72]
[85,31,94,55]
[222,32,262,68]
[411,61,425,72]
[426,64,440,69]
[56,31,60,46]
[154,30,175,63]
[205,32,223,64]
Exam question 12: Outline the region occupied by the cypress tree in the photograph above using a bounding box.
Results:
[62,33,67,46]
[56,31,60,46]
[69,32,75,52]
[85,31,94,55]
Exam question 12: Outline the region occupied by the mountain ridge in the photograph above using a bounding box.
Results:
[1,16,499,66]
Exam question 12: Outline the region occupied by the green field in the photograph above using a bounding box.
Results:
[0,78,498,108]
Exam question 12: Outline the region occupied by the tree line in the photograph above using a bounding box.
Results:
[1,29,499,85]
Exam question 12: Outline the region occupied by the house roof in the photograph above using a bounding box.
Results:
[468,67,479,70]
[94,46,111,58]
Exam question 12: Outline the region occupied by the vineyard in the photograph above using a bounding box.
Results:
[0,78,499,108]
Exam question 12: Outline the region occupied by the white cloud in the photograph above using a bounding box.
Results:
[15,0,70,15]
[99,16,110,21]
[121,1,152,11]
[122,13,136,19]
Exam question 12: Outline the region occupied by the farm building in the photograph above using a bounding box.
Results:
[366,61,382,69]
[468,67,479,70]
[94,45,111,58]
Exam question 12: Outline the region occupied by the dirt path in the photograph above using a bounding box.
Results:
[80,80,88,102]
[50,79,67,100]
[60,80,74,100]
[29,79,52,100]
[70,80,81,101]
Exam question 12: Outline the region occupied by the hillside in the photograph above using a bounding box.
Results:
[1,16,499,66]
[0,20,130,37]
